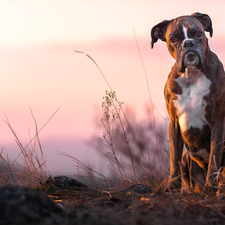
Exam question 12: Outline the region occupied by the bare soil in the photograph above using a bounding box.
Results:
[2,179,225,224]
[48,184,225,225]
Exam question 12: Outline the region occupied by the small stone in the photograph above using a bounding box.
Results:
[46,176,89,191]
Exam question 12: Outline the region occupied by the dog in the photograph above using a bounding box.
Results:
[151,13,225,194]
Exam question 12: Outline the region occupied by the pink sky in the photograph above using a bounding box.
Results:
[1,0,225,175]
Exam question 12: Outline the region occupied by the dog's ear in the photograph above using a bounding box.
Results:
[151,20,170,49]
[191,13,213,37]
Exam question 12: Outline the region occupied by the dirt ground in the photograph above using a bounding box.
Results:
[49,183,225,225]
[2,178,225,225]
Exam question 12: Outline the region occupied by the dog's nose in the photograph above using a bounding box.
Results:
[182,39,195,49]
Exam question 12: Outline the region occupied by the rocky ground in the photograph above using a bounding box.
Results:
[1,176,225,225]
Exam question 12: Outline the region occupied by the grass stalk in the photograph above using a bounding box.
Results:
[0,108,59,188]
[74,50,138,183]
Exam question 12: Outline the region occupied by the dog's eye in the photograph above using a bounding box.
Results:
[196,31,202,38]
[170,37,177,44]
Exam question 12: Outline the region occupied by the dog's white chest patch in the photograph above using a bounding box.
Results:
[173,70,211,132]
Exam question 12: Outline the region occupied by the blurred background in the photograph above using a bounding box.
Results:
[1,0,225,177]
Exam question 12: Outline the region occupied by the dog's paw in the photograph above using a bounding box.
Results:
[204,179,218,194]
[166,176,181,191]
[205,168,225,194]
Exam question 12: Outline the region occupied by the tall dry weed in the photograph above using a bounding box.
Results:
[75,35,169,188]
[0,108,58,189]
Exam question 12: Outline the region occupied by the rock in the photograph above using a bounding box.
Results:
[124,184,153,194]
[46,176,89,191]
[0,185,65,224]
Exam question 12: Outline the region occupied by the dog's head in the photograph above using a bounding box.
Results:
[151,13,213,73]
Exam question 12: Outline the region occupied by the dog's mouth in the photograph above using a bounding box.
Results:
[183,52,199,67]
[178,51,202,73]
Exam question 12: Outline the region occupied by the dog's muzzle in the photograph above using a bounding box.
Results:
[178,39,203,72]
[184,52,200,67]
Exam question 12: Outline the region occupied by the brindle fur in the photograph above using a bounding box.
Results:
[151,13,225,194]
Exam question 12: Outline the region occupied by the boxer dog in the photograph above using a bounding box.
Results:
[151,13,225,194]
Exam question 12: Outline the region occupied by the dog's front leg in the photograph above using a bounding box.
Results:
[206,123,225,193]
[167,120,184,190]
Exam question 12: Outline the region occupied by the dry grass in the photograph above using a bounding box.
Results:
[93,90,169,188]
[74,35,169,190]
[0,107,59,189]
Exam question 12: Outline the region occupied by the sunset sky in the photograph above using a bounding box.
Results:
[1,0,225,175]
